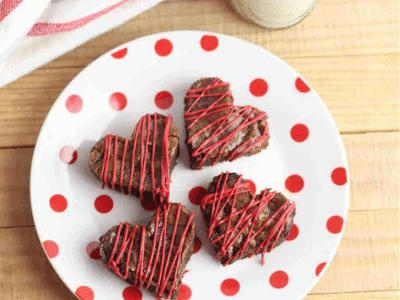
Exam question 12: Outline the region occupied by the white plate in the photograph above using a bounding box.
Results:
[31,31,349,300]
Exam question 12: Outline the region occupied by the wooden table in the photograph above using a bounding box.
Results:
[0,0,398,299]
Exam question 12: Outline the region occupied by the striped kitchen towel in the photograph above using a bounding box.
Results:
[0,0,163,87]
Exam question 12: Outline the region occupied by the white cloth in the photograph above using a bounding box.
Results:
[0,0,163,87]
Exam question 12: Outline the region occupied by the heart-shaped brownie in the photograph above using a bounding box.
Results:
[89,113,179,208]
[201,172,296,266]
[100,202,195,300]
[184,78,270,170]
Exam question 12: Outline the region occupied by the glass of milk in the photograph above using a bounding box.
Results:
[229,0,318,29]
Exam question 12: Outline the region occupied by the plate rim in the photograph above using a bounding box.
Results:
[30,30,350,300]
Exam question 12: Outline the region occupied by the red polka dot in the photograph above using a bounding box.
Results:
[66,95,83,113]
[220,278,240,296]
[109,92,127,111]
[250,78,268,97]
[194,236,202,254]
[49,194,68,212]
[269,271,289,289]
[123,286,142,300]
[75,286,94,300]
[86,242,101,260]
[331,167,347,186]
[326,216,344,234]
[285,175,304,193]
[59,146,78,164]
[155,39,173,57]
[43,240,59,259]
[140,198,159,212]
[286,224,299,241]
[111,47,128,59]
[200,35,219,51]
[177,284,192,300]
[316,262,327,276]
[189,186,207,205]
[246,179,256,194]
[295,77,311,93]
[155,91,174,110]
[290,124,309,142]
[94,195,114,213]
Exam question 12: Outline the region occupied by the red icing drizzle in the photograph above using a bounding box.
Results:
[201,172,296,265]
[184,78,270,168]
[107,203,195,299]
[99,113,172,203]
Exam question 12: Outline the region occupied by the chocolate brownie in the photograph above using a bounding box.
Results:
[184,77,270,170]
[99,202,195,300]
[89,113,179,207]
[201,172,296,266]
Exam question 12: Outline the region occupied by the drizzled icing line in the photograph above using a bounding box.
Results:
[184,78,270,168]
[201,172,296,265]
[107,203,195,299]
[99,113,172,204]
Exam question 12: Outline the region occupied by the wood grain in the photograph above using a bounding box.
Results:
[344,132,399,211]
[0,148,34,228]
[0,53,397,148]
[306,291,399,300]
[0,210,397,299]
[0,132,397,228]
